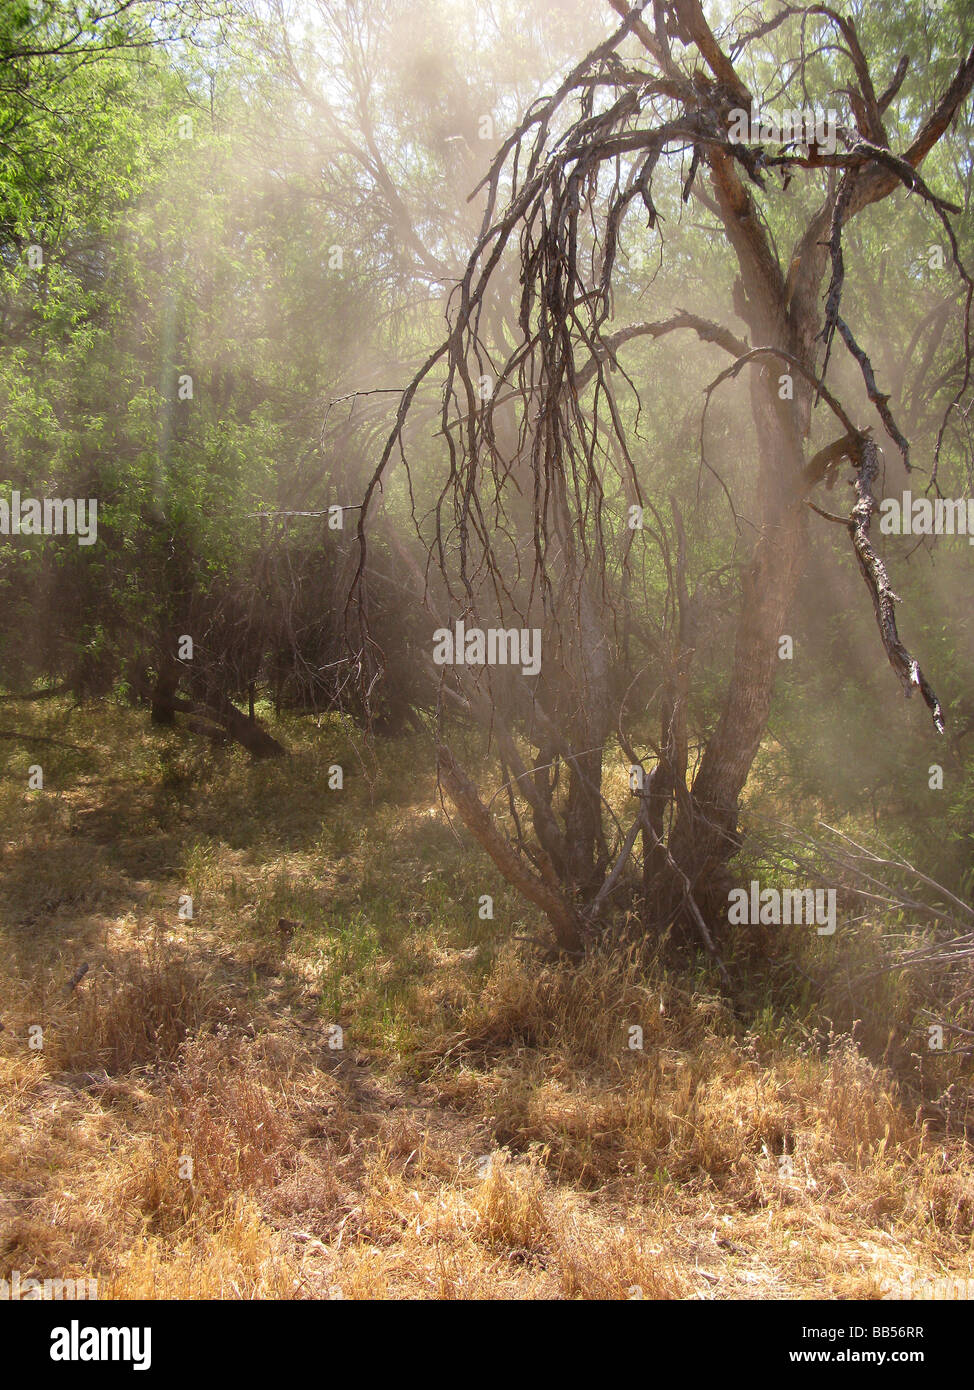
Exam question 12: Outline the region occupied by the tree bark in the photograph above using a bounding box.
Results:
[437,744,584,951]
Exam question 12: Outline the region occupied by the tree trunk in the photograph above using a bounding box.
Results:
[438,744,584,951]
[150,661,180,726]
[669,370,809,900]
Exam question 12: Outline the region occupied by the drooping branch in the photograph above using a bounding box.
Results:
[849,438,946,733]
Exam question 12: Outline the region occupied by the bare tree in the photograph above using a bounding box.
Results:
[348,0,974,960]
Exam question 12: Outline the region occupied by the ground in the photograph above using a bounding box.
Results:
[0,700,971,1299]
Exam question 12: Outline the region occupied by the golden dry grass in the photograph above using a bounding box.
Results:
[1,699,972,1299]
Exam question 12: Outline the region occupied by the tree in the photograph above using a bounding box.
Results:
[0,0,493,751]
[349,0,974,960]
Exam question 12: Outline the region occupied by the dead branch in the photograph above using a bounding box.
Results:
[849,438,945,732]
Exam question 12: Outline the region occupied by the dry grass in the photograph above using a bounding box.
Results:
[1,699,972,1298]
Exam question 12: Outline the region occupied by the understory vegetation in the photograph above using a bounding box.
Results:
[1,700,972,1299]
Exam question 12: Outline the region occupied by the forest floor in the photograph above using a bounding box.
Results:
[1,700,972,1299]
